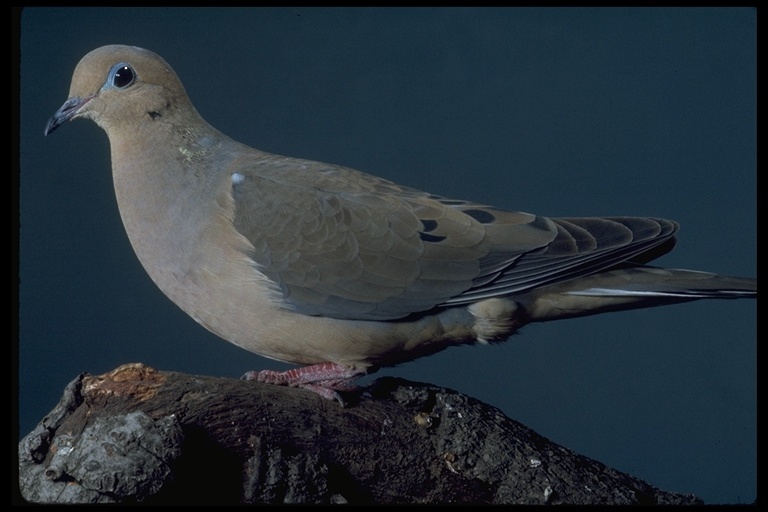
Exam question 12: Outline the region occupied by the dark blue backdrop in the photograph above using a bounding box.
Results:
[19,7,756,503]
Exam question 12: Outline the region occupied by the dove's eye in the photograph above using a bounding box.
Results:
[108,63,136,89]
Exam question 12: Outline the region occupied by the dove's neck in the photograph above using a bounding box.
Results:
[108,111,250,289]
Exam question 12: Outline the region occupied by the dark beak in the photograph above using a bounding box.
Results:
[44,96,92,136]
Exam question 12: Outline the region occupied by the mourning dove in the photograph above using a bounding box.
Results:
[45,45,756,402]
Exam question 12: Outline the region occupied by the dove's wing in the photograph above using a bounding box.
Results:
[230,153,678,320]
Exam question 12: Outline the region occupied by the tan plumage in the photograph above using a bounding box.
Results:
[45,45,756,397]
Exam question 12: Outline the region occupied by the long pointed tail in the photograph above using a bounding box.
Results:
[524,266,756,322]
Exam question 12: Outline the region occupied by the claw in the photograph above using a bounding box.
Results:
[242,362,366,405]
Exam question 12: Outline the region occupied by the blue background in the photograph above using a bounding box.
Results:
[18,7,756,503]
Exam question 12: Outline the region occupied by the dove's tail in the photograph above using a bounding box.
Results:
[523,266,756,322]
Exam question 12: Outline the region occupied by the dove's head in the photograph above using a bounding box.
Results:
[45,45,194,136]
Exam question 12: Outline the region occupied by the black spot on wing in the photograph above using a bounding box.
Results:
[420,219,438,232]
[437,199,467,206]
[419,232,447,243]
[463,209,496,224]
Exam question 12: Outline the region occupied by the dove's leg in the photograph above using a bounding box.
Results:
[242,362,365,404]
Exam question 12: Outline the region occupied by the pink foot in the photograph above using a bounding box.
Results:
[242,362,366,405]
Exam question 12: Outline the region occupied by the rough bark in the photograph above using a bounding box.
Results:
[18,363,702,505]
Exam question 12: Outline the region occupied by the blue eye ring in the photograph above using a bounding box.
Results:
[108,62,136,89]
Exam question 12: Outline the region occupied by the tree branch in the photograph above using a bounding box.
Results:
[18,363,702,504]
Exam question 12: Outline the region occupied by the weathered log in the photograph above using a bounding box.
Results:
[18,363,701,504]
